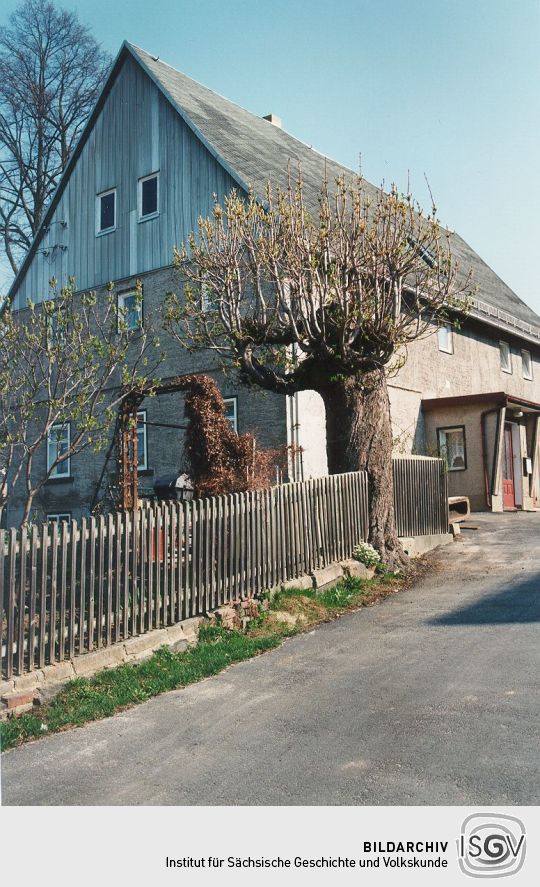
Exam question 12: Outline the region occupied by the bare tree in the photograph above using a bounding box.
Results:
[0,0,111,274]
[164,175,472,566]
[0,279,163,526]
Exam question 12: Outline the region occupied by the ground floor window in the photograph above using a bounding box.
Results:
[47,513,71,525]
[437,425,467,471]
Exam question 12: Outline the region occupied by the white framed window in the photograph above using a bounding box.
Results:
[223,397,238,433]
[201,279,214,312]
[47,513,71,525]
[437,321,453,354]
[137,410,148,470]
[96,187,116,235]
[117,289,143,331]
[138,172,159,220]
[46,305,67,348]
[47,423,71,477]
[521,349,533,381]
[438,425,467,472]
[499,341,512,374]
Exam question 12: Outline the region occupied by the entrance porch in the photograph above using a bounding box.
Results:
[421,392,540,512]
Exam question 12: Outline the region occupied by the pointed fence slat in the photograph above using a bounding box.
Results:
[28,526,38,671]
[58,524,68,662]
[79,518,87,654]
[69,520,78,661]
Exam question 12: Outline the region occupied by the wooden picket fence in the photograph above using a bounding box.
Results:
[393,456,448,537]
[1,460,447,679]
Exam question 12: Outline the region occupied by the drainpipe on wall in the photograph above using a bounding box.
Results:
[529,415,540,502]
[288,392,304,482]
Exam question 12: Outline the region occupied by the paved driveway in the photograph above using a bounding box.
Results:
[2,512,540,805]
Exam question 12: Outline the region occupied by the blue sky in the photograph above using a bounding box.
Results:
[2,0,539,311]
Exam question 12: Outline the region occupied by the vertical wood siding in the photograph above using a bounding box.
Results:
[14,56,241,308]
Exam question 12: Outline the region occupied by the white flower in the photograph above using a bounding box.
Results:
[352,542,381,568]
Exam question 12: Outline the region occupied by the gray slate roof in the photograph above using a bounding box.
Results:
[129,45,540,339]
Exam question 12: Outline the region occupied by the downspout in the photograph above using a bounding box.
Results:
[287,392,303,482]
[529,415,540,502]
[481,405,505,508]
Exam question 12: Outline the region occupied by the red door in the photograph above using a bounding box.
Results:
[502,425,516,509]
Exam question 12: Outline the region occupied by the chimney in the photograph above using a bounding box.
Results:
[263,113,282,128]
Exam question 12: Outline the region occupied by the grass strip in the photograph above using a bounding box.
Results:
[1,572,403,752]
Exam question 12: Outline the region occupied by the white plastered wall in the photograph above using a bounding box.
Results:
[288,391,328,480]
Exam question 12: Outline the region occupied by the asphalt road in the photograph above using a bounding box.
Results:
[2,512,540,805]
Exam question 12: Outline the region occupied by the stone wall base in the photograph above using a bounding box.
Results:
[399,533,453,558]
[0,617,200,719]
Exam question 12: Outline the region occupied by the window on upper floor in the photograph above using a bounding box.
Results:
[223,397,238,433]
[521,349,533,381]
[499,341,512,374]
[437,321,453,354]
[47,423,71,478]
[437,425,467,472]
[117,289,143,332]
[138,172,159,220]
[96,188,116,235]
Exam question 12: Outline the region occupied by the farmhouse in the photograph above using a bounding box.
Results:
[5,41,540,524]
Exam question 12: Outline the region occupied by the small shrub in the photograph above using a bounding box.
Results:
[352,541,381,568]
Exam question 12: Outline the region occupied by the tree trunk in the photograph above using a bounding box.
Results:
[320,370,407,570]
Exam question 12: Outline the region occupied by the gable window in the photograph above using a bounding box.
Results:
[47,423,71,478]
[138,173,159,220]
[521,349,533,381]
[47,513,71,526]
[96,188,116,235]
[223,397,238,433]
[137,411,148,470]
[499,341,512,374]
[117,289,143,331]
[437,321,453,354]
[438,425,466,472]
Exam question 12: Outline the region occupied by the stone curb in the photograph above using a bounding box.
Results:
[312,564,344,589]
[280,574,314,592]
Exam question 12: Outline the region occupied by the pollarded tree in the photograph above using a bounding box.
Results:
[0,279,163,526]
[164,176,472,567]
